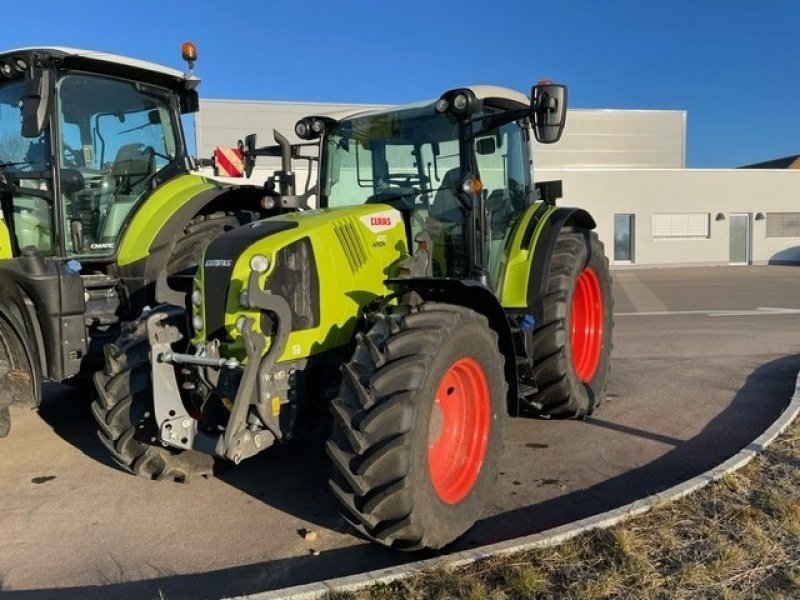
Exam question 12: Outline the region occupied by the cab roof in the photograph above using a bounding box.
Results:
[321,85,531,123]
[0,47,199,90]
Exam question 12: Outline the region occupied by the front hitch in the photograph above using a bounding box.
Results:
[147,268,293,464]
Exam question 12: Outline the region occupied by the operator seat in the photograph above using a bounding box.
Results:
[96,144,156,246]
[112,143,155,196]
[430,167,462,222]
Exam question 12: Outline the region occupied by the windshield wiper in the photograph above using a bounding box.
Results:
[0,160,31,169]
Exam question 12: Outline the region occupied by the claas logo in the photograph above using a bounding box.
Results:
[361,210,400,233]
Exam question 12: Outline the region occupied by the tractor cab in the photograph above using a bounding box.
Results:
[0,47,198,261]
[298,84,566,289]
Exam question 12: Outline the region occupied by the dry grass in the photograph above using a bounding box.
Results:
[330,418,800,600]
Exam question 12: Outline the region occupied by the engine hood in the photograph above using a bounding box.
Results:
[194,204,409,362]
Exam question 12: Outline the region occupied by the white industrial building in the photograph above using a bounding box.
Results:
[195,98,800,267]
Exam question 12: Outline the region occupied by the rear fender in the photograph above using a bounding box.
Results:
[500,204,596,323]
[386,278,518,417]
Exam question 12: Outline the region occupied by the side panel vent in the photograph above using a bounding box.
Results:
[333,219,368,272]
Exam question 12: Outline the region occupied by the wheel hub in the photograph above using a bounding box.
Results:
[571,267,604,382]
[427,357,491,504]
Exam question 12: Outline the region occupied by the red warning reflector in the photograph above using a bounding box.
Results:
[213,146,244,177]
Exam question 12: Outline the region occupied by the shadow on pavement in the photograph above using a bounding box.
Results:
[464,352,800,544]
[25,353,799,600]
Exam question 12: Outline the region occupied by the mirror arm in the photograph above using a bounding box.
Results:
[467,108,529,139]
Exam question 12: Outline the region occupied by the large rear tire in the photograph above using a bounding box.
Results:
[523,227,613,418]
[327,304,506,550]
[167,211,244,278]
[91,318,214,481]
[0,318,36,438]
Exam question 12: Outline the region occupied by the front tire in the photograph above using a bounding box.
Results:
[524,227,613,418]
[327,304,507,550]
[91,318,214,481]
[167,211,244,278]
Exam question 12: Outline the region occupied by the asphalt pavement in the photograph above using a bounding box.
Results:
[1,265,798,599]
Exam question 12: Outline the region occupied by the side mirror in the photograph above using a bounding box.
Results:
[180,89,199,114]
[21,69,53,138]
[531,82,567,144]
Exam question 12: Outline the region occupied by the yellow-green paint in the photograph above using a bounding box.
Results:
[117,174,220,266]
[498,202,558,308]
[0,217,12,259]
[192,204,409,364]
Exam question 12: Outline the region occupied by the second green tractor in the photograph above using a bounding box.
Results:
[93,82,613,550]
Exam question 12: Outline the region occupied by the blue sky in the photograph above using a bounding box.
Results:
[8,0,798,167]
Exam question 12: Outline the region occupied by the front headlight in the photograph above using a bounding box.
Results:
[192,314,203,333]
[191,289,202,307]
[250,254,270,273]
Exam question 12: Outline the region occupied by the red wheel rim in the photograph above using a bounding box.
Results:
[427,357,491,504]
[571,267,604,383]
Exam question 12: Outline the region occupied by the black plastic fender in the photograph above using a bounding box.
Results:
[385,277,518,417]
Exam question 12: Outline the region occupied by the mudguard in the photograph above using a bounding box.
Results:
[499,203,596,322]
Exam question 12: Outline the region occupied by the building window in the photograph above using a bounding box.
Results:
[652,213,710,239]
[614,214,634,261]
[766,213,800,238]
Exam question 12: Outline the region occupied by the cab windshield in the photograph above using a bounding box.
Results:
[57,73,180,257]
[322,103,531,281]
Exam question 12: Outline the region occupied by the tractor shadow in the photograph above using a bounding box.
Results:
[24,353,799,600]
[465,353,799,544]
[38,382,119,469]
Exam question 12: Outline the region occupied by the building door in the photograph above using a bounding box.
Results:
[614,214,634,262]
[729,213,750,264]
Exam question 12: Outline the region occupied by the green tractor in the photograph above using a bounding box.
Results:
[0,45,274,437]
[93,83,613,550]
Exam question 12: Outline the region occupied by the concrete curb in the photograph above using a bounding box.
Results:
[237,369,800,600]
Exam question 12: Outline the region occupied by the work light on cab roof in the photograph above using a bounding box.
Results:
[435,87,478,117]
[295,117,328,140]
